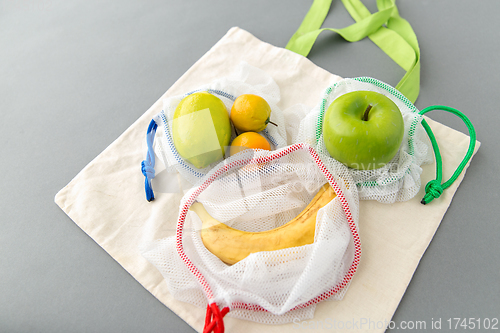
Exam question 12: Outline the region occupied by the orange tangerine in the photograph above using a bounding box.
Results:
[229,132,271,156]
[230,94,272,132]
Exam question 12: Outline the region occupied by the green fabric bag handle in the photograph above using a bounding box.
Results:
[286,0,420,103]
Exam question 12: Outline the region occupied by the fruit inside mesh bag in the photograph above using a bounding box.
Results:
[142,143,361,326]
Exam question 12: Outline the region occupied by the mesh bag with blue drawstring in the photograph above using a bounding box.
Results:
[141,62,288,200]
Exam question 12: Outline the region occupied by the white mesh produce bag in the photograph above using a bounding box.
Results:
[140,62,288,200]
[295,77,433,203]
[142,143,361,329]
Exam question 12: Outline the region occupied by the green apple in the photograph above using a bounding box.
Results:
[322,90,404,170]
[172,92,231,169]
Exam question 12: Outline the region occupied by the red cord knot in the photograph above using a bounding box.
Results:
[203,303,229,333]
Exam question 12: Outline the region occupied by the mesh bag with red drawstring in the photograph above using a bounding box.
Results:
[142,143,361,331]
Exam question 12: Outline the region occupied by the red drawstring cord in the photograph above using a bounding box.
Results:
[203,303,230,333]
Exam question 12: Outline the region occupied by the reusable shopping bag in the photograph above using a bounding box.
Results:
[292,77,476,204]
[292,77,433,203]
[54,25,479,333]
[143,143,361,326]
[141,62,288,200]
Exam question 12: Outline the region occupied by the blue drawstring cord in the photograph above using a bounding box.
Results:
[142,119,158,201]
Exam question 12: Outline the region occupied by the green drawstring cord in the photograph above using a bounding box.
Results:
[419,105,477,204]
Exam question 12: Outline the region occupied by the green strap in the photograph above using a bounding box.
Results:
[286,0,420,103]
[419,106,477,205]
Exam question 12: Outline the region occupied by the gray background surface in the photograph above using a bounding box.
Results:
[1,1,499,332]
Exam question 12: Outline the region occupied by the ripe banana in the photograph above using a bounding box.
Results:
[189,183,336,265]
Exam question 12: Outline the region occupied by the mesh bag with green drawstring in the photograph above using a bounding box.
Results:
[293,77,433,203]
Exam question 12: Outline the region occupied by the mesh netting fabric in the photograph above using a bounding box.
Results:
[142,143,360,324]
[152,62,288,185]
[292,77,433,203]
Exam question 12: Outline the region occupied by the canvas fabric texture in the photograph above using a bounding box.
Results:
[54,27,480,333]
